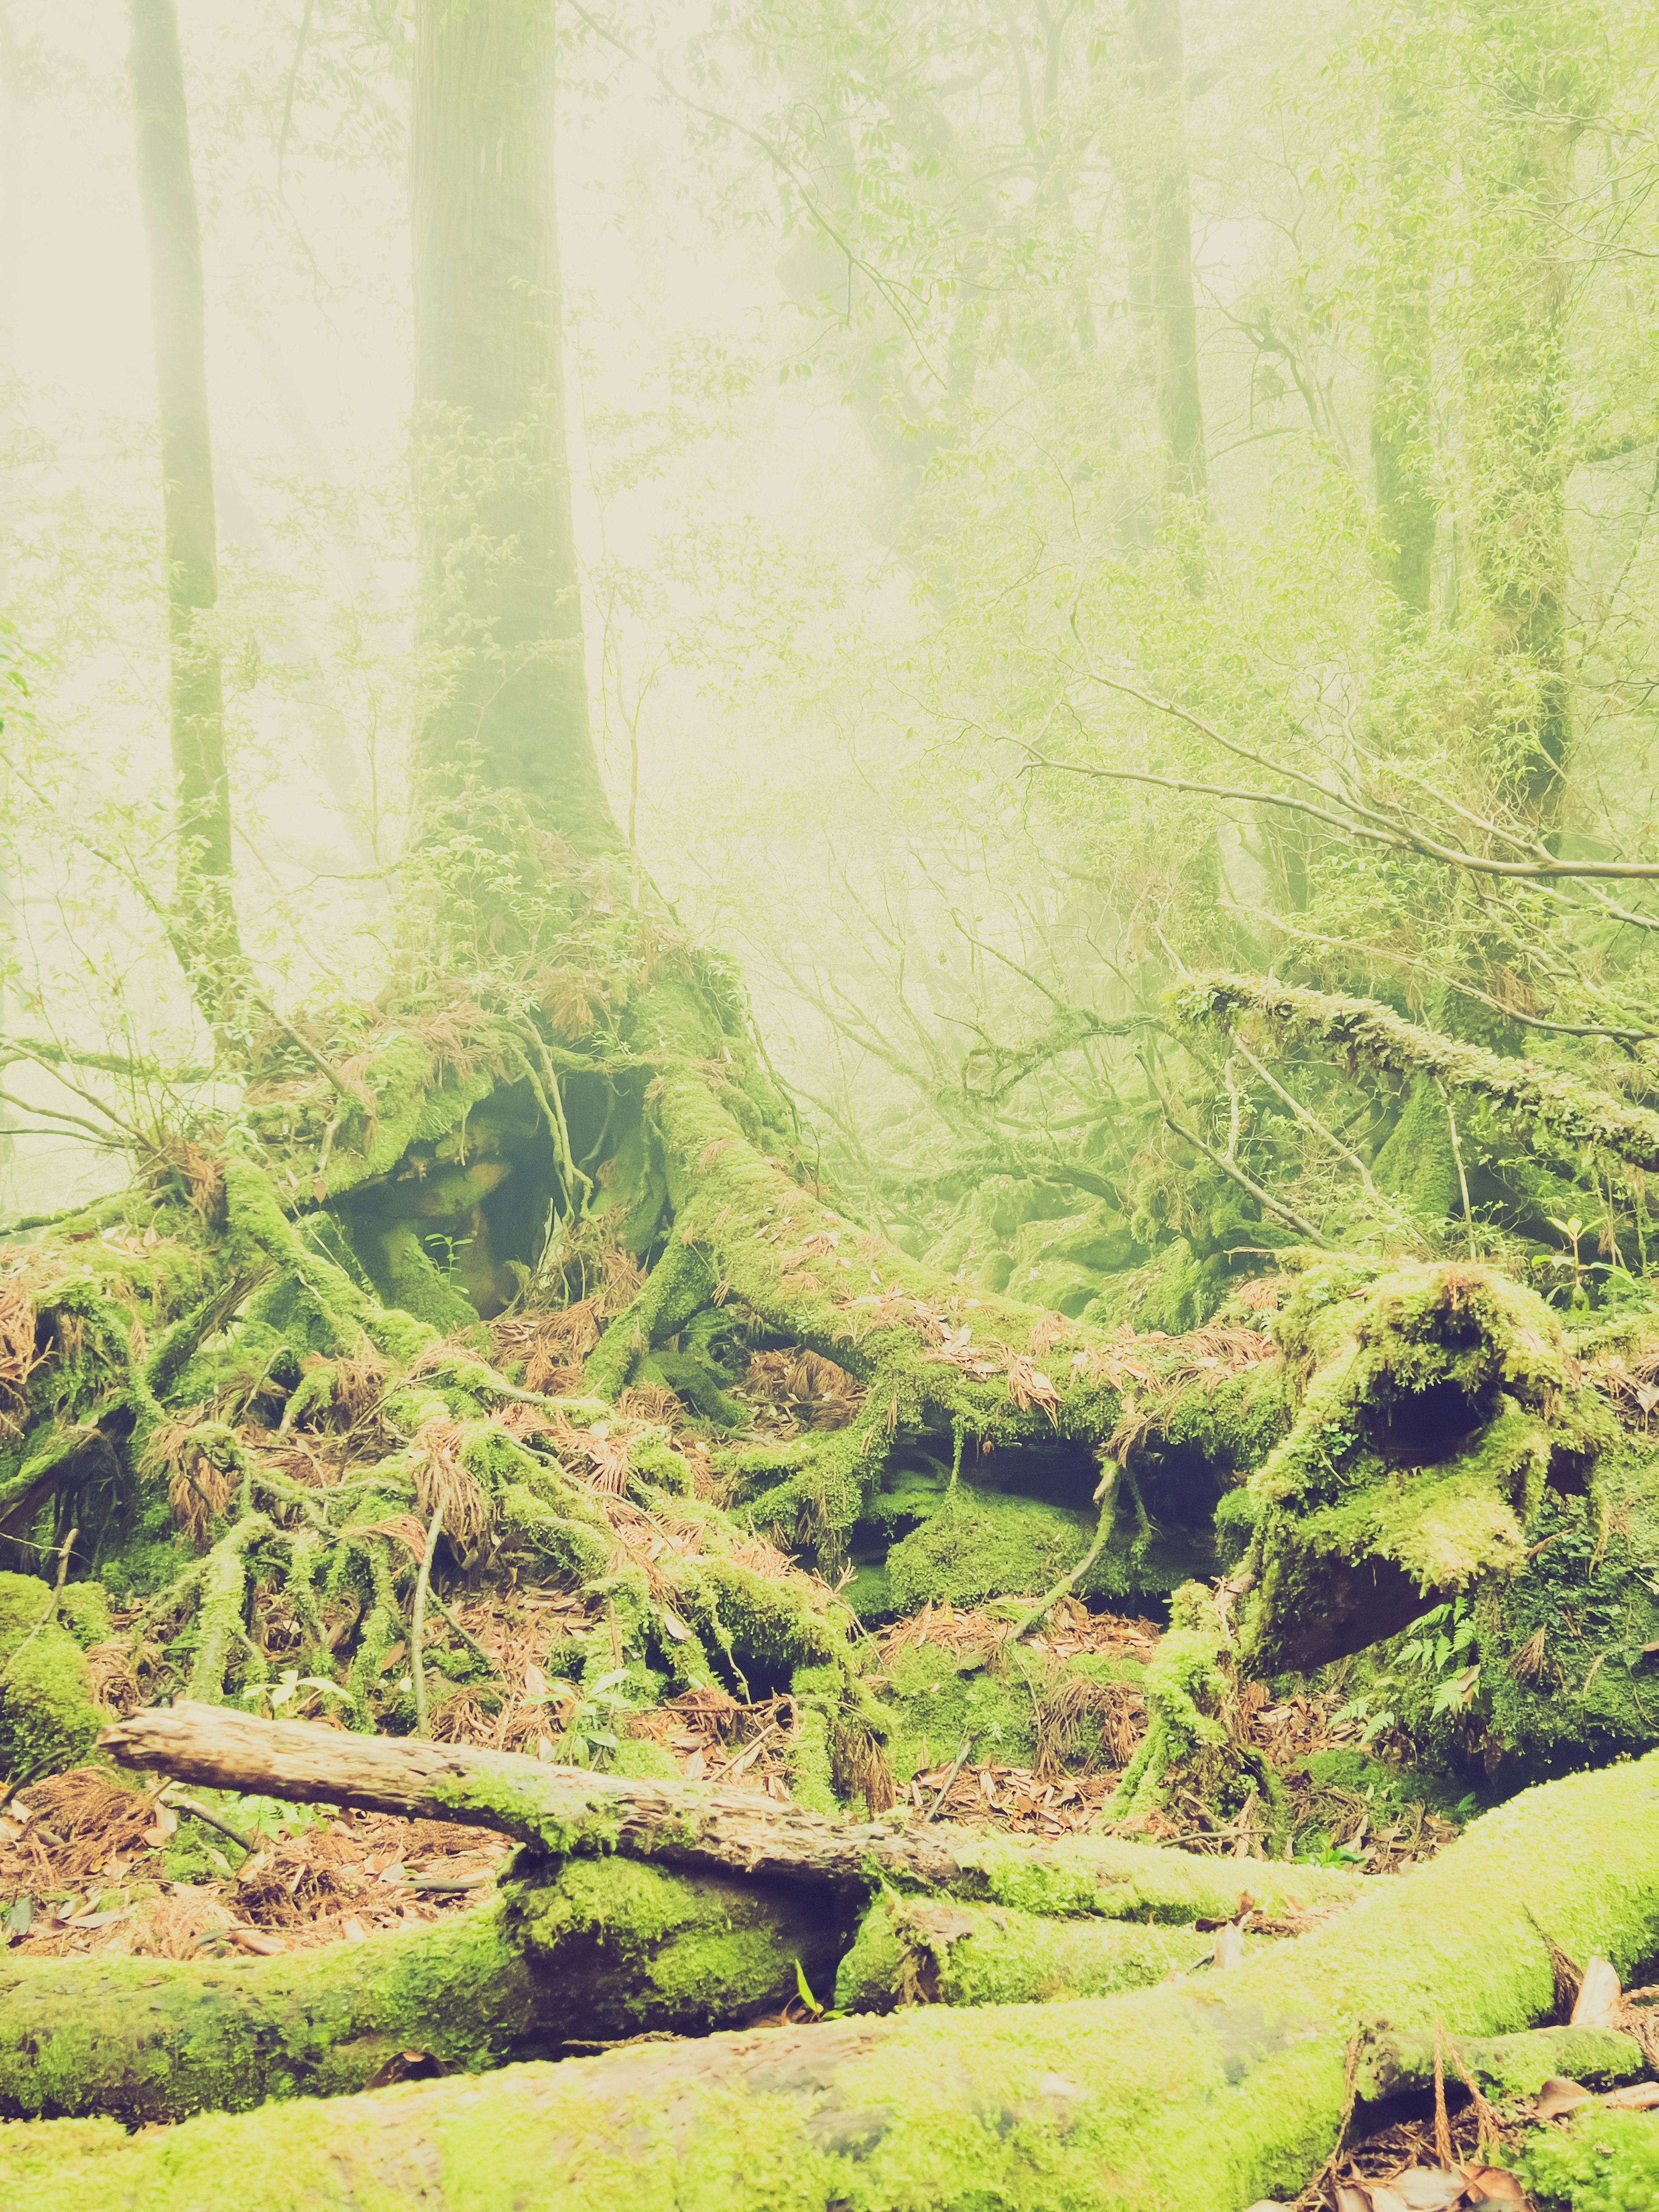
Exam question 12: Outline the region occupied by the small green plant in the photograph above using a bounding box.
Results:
[523,1667,642,1768]
[1395,1599,1486,1719]
[238,1669,352,1721]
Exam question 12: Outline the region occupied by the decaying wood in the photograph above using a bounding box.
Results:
[99,1701,1360,1919]
[12,1753,1659,2212]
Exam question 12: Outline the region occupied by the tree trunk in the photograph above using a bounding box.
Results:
[1461,8,1602,831]
[6,1753,1656,2211]
[410,0,614,860]
[1127,0,1208,591]
[128,0,246,1032]
[1368,16,1439,623]
[99,1702,1359,1919]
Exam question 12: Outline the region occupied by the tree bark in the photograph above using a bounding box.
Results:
[1461,7,1602,831]
[8,1753,1656,2211]
[411,0,615,859]
[99,1702,1359,1919]
[128,0,247,1031]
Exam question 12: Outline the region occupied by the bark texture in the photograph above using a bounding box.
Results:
[411,0,613,855]
[100,1701,1360,1918]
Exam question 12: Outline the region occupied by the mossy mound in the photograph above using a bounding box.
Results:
[0,1573,104,1783]
[880,1639,1046,1785]
[884,1491,1091,1614]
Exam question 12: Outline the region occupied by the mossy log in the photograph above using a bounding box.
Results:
[0,1854,839,2125]
[101,1700,1360,1920]
[832,1890,1206,2012]
[11,1749,1655,2211]
[1355,2020,1647,2101]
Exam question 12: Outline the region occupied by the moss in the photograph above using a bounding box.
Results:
[834,1889,1191,2013]
[0,1575,102,1781]
[785,1697,840,1815]
[1176,972,1659,1176]
[609,1738,679,1782]
[1520,2106,1659,2210]
[880,1639,1049,1786]
[1239,1259,1611,1675]
[509,1854,839,2037]
[12,1745,1634,2212]
[885,1490,1092,1614]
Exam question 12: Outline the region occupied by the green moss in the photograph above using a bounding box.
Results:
[0,1575,102,1781]
[1520,2107,1659,2210]
[834,1889,1191,2012]
[509,1854,838,2036]
[1240,1259,1612,1675]
[609,1738,679,1782]
[880,1639,1049,1786]
[885,1489,1092,1613]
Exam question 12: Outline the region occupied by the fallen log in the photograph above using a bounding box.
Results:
[832,1890,1215,2012]
[9,1751,1656,2210]
[0,1854,839,2125]
[99,1701,1360,1921]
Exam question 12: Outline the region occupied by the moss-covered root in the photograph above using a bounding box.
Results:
[833,1890,1197,2013]
[10,1749,1652,2212]
[1357,2020,1648,2102]
[0,1858,838,2126]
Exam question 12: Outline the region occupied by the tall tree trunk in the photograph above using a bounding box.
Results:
[1461,6,1601,832]
[1368,20,1438,623]
[1127,0,1208,592]
[129,0,247,1037]
[411,0,616,860]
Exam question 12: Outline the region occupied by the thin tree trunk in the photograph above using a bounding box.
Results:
[411,0,616,859]
[1128,0,1208,591]
[1461,10,1600,831]
[128,0,246,1033]
[1369,27,1438,622]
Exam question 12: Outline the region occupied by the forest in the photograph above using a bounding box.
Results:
[3,0,1659,2206]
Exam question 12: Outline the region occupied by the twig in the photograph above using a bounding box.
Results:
[921,1735,975,1825]
[1437,1078,1477,1260]
[1228,1035,1380,1198]
[412,1506,444,1738]
[162,1790,258,1855]
[248,994,368,1111]
[1161,1105,1328,1244]
[1004,1464,1118,1646]
[432,1591,492,1667]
